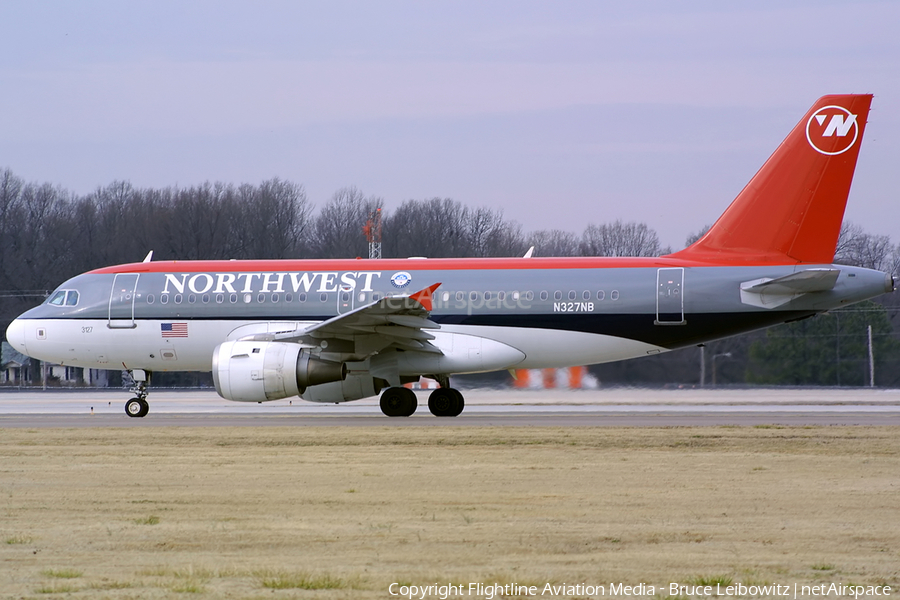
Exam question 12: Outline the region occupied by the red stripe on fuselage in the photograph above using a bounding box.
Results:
[88,255,781,275]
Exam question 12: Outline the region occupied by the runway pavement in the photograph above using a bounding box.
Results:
[1,388,899,427]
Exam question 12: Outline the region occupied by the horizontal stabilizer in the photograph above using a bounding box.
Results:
[740,268,840,308]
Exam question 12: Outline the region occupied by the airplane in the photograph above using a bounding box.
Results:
[5,94,894,418]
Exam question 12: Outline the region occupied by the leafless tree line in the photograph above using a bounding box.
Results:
[1,167,897,330]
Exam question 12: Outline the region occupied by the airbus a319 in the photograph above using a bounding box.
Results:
[6,95,893,417]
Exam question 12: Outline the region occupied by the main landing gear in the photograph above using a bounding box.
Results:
[124,370,150,418]
[378,385,465,417]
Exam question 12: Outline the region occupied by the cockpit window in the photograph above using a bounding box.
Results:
[48,291,66,306]
[47,290,79,307]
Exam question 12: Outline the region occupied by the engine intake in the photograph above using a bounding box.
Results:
[212,340,346,402]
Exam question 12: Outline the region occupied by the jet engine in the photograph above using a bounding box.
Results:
[212,340,346,402]
[301,374,386,403]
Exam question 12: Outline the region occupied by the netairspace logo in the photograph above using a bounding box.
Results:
[387,581,893,599]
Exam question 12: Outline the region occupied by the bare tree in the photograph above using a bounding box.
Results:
[579,220,663,257]
[384,198,471,258]
[527,229,580,257]
[835,222,895,271]
[311,187,383,258]
[684,223,712,248]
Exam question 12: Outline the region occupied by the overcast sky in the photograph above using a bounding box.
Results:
[1,1,897,250]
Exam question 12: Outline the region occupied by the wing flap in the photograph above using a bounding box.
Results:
[268,284,444,362]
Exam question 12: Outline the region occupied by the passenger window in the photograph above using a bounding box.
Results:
[188,294,196,304]
[215,294,224,304]
[540,291,548,301]
[65,291,79,306]
[298,292,307,302]
[285,293,293,303]
[271,294,279,303]
[160,294,169,305]
[48,291,66,306]
[554,291,562,301]
[484,291,492,301]
[319,293,327,302]
[147,294,155,304]
[525,291,534,301]
[202,294,210,304]
[257,293,265,303]
[174,294,183,304]
[582,290,590,301]
[611,290,620,301]
[568,290,576,300]
[597,290,605,301]
[230,294,237,304]
[456,291,464,301]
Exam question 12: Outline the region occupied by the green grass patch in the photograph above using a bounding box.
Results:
[5,535,32,544]
[170,580,207,593]
[257,570,347,590]
[133,515,160,525]
[812,563,835,571]
[35,584,77,594]
[688,574,733,586]
[41,568,83,579]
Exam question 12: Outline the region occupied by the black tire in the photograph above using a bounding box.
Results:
[428,387,463,417]
[137,398,149,418]
[380,387,417,417]
[125,398,145,418]
[447,388,464,417]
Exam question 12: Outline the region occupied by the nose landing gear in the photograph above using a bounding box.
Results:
[124,370,150,418]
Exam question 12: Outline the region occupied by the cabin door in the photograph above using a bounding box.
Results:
[655,268,685,325]
[108,273,139,329]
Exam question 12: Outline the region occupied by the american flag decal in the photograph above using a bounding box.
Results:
[161,323,188,338]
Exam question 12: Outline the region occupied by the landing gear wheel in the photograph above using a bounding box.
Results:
[428,387,464,417]
[125,397,149,418]
[379,387,417,417]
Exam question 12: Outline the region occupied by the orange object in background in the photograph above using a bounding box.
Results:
[569,366,585,389]
[512,369,530,388]
[542,368,556,389]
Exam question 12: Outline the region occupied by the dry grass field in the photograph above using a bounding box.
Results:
[0,426,898,599]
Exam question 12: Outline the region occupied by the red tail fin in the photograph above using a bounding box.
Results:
[670,94,872,265]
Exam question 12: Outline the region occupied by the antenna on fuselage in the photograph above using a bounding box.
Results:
[142,251,154,263]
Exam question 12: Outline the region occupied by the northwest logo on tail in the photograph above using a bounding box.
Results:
[806,105,859,155]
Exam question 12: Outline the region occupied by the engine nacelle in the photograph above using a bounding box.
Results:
[212,340,346,402]
[301,374,385,404]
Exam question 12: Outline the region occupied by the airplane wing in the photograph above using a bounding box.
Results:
[241,283,443,357]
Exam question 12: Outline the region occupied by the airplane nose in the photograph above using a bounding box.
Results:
[5,319,28,355]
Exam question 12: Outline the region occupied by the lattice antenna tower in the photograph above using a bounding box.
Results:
[363,208,383,259]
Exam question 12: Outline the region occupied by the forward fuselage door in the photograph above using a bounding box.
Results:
[655,267,685,325]
[108,273,139,329]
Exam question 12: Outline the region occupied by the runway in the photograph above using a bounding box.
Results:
[2,388,900,427]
